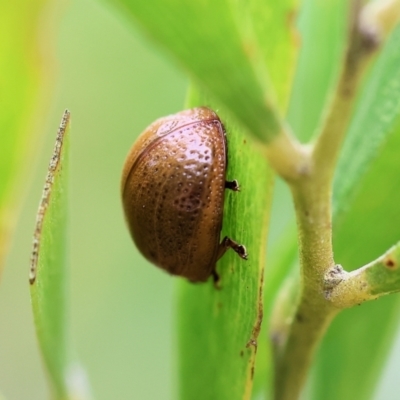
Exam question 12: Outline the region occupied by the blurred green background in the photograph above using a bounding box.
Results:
[1,0,400,399]
[0,0,186,398]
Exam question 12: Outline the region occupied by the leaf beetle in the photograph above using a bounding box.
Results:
[121,107,247,282]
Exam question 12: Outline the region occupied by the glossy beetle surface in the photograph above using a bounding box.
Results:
[121,107,247,282]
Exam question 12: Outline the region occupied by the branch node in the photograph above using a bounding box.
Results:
[324,264,346,290]
[360,0,400,42]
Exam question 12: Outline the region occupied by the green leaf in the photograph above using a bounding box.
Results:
[177,88,274,400]
[108,0,298,143]
[333,25,400,221]
[30,111,70,398]
[30,111,83,400]
[0,1,51,269]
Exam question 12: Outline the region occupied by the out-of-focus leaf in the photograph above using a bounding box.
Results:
[30,112,90,400]
[0,1,52,270]
[177,88,274,400]
[333,25,400,221]
[287,0,349,141]
[108,0,299,143]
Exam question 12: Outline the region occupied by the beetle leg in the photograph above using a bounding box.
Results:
[217,236,248,261]
[225,179,240,191]
[212,269,220,285]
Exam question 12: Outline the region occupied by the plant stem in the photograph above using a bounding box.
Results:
[313,2,380,185]
[273,177,339,400]
[271,2,385,399]
[263,128,310,182]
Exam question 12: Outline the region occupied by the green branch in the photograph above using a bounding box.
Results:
[312,0,380,184]
[262,128,310,182]
[325,242,400,308]
[269,1,400,399]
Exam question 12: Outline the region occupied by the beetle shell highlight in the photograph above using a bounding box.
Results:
[121,107,234,282]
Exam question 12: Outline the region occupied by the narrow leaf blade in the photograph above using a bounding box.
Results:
[178,89,274,400]
[333,25,400,220]
[30,111,71,399]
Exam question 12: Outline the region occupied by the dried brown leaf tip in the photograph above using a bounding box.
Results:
[29,110,70,285]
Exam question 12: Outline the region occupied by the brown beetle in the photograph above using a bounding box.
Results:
[121,107,247,282]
